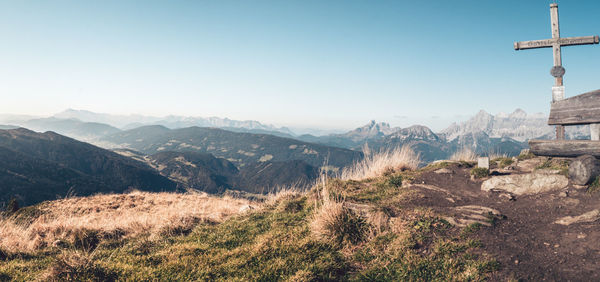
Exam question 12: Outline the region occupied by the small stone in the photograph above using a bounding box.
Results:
[514,259,520,265]
[238,205,254,213]
[499,193,516,201]
[559,191,569,198]
[577,233,587,239]
[554,244,560,248]
[478,157,490,169]
[52,240,68,248]
[434,168,453,174]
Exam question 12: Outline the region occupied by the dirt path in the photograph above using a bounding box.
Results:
[411,161,600,281]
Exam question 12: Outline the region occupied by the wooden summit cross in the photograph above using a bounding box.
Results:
[515,3,600,158]
[514,3,599,140]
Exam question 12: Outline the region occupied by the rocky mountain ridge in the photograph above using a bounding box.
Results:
[441,109,589,142]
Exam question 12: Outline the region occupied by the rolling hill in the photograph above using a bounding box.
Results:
[102,126,362,169]
[146,151,320,194]
[0,128,176,206]
[15,117,121,141]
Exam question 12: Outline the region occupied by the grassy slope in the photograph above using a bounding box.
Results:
[0,169,499,281]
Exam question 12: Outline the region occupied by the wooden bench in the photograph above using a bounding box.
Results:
[529,89,600,157]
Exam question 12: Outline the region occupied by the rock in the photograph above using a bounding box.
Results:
[52,240,68,248]
[434,168,453,174]
[444,205,502,227]
[568,155,600,185]
[535,168,562,175]
[478,157,490,169]
[554,209,600,226]
[516,157,547,172]
[481,171,568,195]
[499,193,516,201]
[559,191,569,198]
[238,205,255,213]
[520,149,530,156]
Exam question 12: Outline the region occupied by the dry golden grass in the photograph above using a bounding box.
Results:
[0,191,256,252]
[310,181,374,246]
[450,147,478,162]
[341,145,420,180]
[488,152,508,160]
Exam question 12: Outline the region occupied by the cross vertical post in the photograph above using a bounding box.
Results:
[550,3,565,139]
[514,3,598,141]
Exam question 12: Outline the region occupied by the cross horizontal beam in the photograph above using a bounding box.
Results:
[514,35,599,50]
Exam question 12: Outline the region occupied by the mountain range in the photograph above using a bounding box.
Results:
[442,109,590,142]
[0,108,581,207]
[53,109,295,135]
[100,125,362,169]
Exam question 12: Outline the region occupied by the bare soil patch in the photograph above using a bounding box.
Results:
[411,159,600,281]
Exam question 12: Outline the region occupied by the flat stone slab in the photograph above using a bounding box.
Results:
[481,171,568,195]
[434,168,453,174]
[555,209,600,226]
[444,205,502,227]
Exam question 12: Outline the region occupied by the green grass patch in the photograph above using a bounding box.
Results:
[493,157,514,168]
[387,174,403,187]
[517,151,535,160]
[535,159,569,176]
[588,176,600,194]
[352,215,496,281]
[0,178,500,281]
[470,167,489,179]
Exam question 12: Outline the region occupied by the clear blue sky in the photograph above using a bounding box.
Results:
[0,0,598,131]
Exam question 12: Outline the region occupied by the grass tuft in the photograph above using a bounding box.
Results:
[470,167,490,179]
[517,151,536,160]
[493,157,514,168]
[588,177,600,194]
[535,159,569,176]
[451,147,478,162]
[44,250,117,282]
[341,145,420,180]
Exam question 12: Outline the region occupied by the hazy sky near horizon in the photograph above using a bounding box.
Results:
[0,0,599,131]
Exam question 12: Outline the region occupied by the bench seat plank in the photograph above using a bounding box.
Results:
[529,140,600,157]
[548,89,600,125]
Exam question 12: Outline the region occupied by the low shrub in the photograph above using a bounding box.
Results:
[387,175,403,187]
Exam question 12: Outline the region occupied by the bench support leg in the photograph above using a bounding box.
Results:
[556,125,565,140]
[591,124,600,141]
